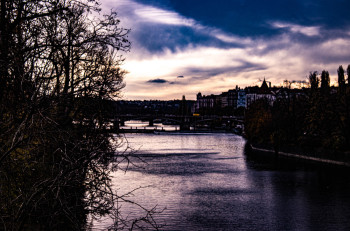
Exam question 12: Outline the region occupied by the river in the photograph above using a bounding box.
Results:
[94,131,350,230]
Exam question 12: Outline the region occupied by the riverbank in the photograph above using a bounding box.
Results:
[249,144,350,167]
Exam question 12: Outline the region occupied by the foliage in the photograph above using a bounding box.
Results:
[244,98,273,145]
[309,71,319,90]
[0,0,160,230]
[245,67,350,159]
[320,70,330,94]
[338,65,345,93]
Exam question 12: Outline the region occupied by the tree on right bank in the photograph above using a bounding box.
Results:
[245,65,350,160]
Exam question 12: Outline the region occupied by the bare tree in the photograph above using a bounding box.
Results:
[0,0,160,230]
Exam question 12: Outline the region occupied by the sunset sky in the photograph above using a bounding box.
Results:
[102,0,350,100]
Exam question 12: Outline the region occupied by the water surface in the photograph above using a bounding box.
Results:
[97,133,350,230]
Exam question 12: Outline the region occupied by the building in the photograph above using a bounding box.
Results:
[194,87,247,114]
[236,89,246,108]
[245,79,275,108]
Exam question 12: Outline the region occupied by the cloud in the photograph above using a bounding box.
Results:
[103,0,252,55]
[185,62,267,78]
[270,21,320,36]
[134,5,196,27]
[147,78,168,84]
[101,0,350,100]
[122,31,350,100]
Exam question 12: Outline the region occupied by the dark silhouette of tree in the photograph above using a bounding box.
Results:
[270,90,308,153]
[338,65,346,93]
[320,70,330,94]
[0,0,160,230]
[347,64,350,85]
[246,66,350,160]
[245,98,273,145]
[309,71,319,90]
[343,65,350,151]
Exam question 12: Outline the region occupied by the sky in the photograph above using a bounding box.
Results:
[102,0,350,100]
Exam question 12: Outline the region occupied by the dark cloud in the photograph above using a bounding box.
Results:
[147,78,181,85]
[147,78,168,83]
[112,0,350,100]
[118,0,350,69]
[161,0,350,35]
[119,0,350,69]
[133,0,350,45]
[132,23,243,53]
[184,62,267,80]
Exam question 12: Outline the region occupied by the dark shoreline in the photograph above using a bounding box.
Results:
[248,143,350,167]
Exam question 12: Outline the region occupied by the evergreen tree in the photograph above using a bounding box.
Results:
[320,70,330,94]
[338,65,345,93]
[309,71,319,90]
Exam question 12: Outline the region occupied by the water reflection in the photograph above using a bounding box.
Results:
[96,133,350,230]
[121,120,180,131]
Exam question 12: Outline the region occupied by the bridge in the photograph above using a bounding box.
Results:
[111,114,244,132]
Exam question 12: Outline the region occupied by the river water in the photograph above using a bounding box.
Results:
[95,131,350,231]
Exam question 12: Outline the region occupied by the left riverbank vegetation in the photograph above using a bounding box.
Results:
[245,65,350,162]
[0,0,160,230]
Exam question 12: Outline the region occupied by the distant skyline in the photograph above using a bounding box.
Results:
[102,0,350,100]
